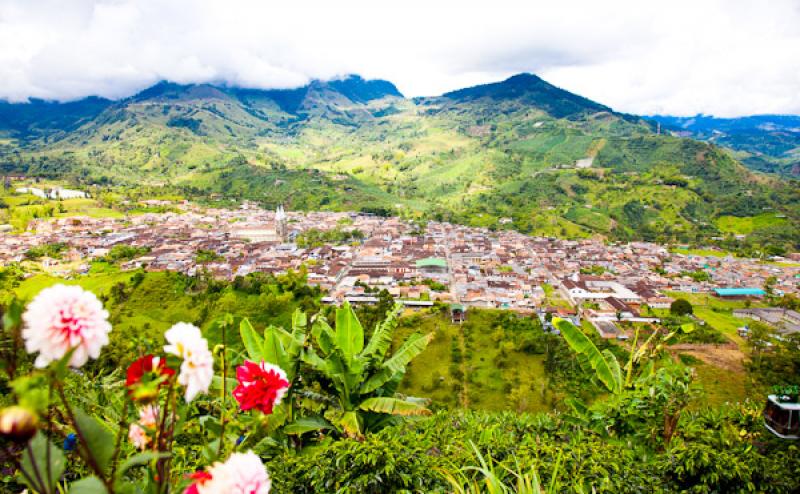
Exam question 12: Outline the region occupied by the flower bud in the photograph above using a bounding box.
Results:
[0,406,38,443]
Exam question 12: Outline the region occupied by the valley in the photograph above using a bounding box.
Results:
[2,74,799,256]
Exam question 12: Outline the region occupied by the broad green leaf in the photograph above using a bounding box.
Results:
[360,368,395,394]
[68,476,107,494]
[602,349,623,392]
[74,408,115,474]
[116,452,170,477]
[554,318,621,394]
[301,348,327,374]
[338,411,363,437]
[359,397,431,416]
[292,309,307,332]
[284,416,334,435]
[19,431,65,494]
[382,332,433,375]
[362,303,401,360]
[335,302,364,359]
[311,318,336,355]
[681,323,695,333]
[262,325,288,371]
[239,318,264,362]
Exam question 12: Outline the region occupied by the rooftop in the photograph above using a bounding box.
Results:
[714,288,766,296]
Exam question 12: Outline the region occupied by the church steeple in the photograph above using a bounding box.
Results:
[276,204,287,241]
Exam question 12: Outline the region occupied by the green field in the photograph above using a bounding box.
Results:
[399,310,553,412]
[716,212,787,234]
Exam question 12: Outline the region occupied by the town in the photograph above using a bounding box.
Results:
[1,201,799,339]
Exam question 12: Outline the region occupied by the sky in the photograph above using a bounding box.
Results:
[1,0,799,117]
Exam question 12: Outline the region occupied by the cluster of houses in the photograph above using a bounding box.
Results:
[1,201,798,339]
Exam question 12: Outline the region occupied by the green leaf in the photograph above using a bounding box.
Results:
[68,476,108,494]
[311,318,336,355]
[239,318,265,362]
[19,431,65,494]
[262,325,289,371]
[360,369,395,394]
[338,411,363,437]
[116,452,170,477]
[382,332,433,375]
[359,397,431,416]
[553,318,621,394]
[292,309,307,332]
[681,323,695,333]
[362,303,402,361]
[602,349,623,392]
[284,416,334,435]
[335,302,364,359]
[73,408,115,474]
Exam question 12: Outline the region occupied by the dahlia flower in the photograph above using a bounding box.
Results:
[126,354,174,401]
[128,423,148,450]
[185,451,271,494]
[232,361,290,415]
[128,405,159,450]
[22,284,112,368]
[164,323,213,402]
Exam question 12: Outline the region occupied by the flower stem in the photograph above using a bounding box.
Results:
[55,381,115,493]
[217,321,228,459]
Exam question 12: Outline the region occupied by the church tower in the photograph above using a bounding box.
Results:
[276,204,287,242]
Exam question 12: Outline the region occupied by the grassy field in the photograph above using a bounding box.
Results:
[670,247,732,258]
[716,212,787,235]
[398,310,553,413]
[664,291,764,347]
[690,359,748,407]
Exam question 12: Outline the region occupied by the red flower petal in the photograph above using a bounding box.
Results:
[232,360,290,415]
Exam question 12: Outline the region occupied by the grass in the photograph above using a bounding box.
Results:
[690,360,748,407]
[399,310,553,412]
[14,267,135,301]
[670,247,732,258]
[664,291,759,346]
[716,213,786,235]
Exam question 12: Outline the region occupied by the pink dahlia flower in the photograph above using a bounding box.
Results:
[233,361,290,415]
[164,323,213,402]
[22,284,112,368]
[128,423,148,450]
[128,405,159,450]
[188,451,271,494]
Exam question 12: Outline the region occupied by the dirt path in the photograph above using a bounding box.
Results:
[670,343,746,373]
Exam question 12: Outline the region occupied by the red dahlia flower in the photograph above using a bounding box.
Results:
[232,361,290,415]
[126,354,175,401]
[183,470,212,494]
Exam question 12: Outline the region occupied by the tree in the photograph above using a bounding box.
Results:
[670,298,693,316]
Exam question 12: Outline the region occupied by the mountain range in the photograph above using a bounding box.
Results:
[651,114,800,177]
[0,73,798,253]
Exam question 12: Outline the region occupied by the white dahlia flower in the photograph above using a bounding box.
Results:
[198,451,271,494]
[22,284,112,368]
[164,323,213,402]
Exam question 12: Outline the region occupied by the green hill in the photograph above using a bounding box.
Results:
[1,73,799,251]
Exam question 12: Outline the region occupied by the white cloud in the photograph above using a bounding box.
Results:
[0,0,798,116]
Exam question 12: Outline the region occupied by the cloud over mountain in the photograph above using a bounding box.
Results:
[1,0,799,116]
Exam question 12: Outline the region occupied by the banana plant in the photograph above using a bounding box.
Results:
[553,317,686,395]
[302,302,433,438]
[553,317,623,394]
